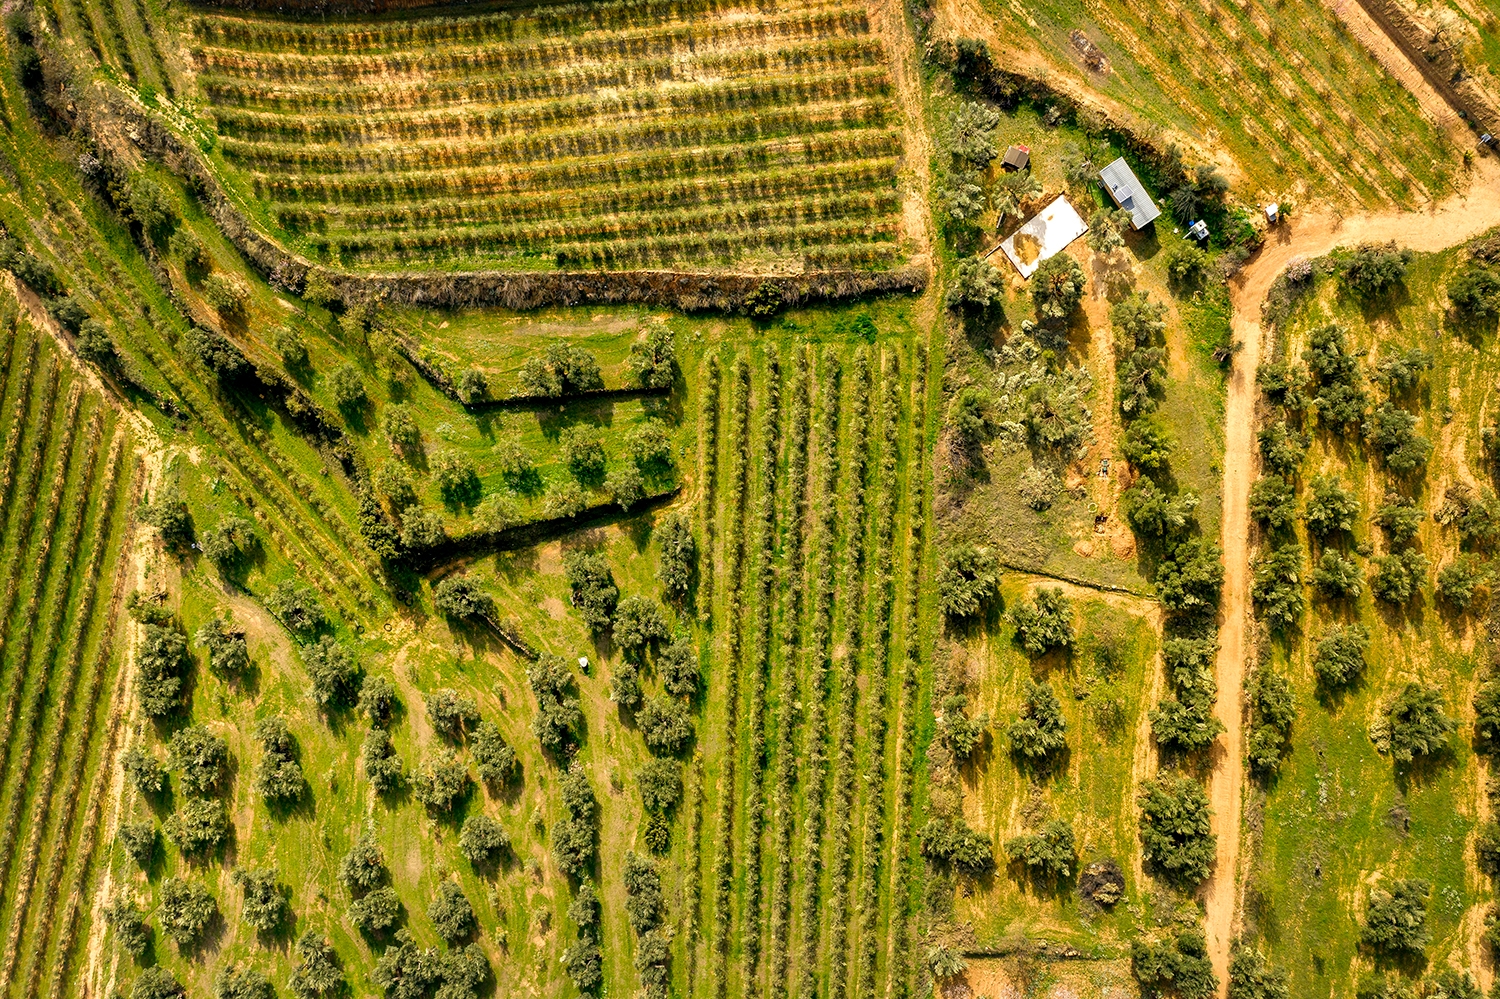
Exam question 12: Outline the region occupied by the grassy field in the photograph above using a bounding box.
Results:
[0,297,138,999]
[937,0,1463,207]
[1241,240,1500,993]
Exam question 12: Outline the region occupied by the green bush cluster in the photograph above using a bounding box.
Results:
[1244,669,1295,778]
[1151,636,1224,754]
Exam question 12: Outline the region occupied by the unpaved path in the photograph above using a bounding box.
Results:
[1203,152,1500,993]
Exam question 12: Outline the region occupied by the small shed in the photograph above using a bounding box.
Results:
[1002,144,1031,171]
[1187,219,1209,241]
[997,195,1089,279]
[1098,156,1160,229]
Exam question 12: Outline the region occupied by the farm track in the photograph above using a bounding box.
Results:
[1206,154,1500,993]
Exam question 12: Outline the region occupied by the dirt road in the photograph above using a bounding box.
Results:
[1203,153,1500,993]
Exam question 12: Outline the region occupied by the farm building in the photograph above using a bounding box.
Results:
[1002,144,1030,171]
[998,195,1088,278]
[1099,157,1161,229]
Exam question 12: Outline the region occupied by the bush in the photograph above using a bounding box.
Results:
[303,636,362,707]
[136,623,189,717]
[1257,422,1306,478]
[1251,543,1304,630]
[527,653,582,752]
[432,450,482,508]
[1312,625,1368,690]
[357,676,397,726]
[1079,858,1126,907]
[949,100,1000,167]
[1118,346,1167,417]
[1374,683,1455,762]
[1009,587,1074,655]
[471,721,518,785]
[1449,260,1500,316]
[375,463,418,511]
[1373,494,1424,543]
[1226,949,1288,999]
[289,930,344,999]
[560,425,607,482]
[519,343,604,396]
[1372,347,1433,392]
[1436,483,1500,548]
[142,482,193,552]
[606,463,646,510]
[119,820,157,868]
[562,939,603,992]
[134,968,185,999]
[458,814,509,865]
[1007,680,1067,761]
[1165,243,1208,285]
[944,255,1004,311]
[1111,291,1167,350]
[1155,538,1225,615]
[1151,697,1223,754]
[554,765,599,877]
[323,365,367,413]
[1032,253,1087,325]
[1339,241,1412,297]
[1004,820,1076,881]
[456,368,488,404]
[569,879,600,931]
[1370,550,1428,605]
[1438,555,1487,609]
[76,319,117,366]
[361,727,403,793]
[201,272,247,316]
[252,716,305,803]
[1018,463,1061,511]
[425,688,479,740]
[1131,931,1216,999]
[348,885,401,936]
[160,876,218,948]
[200,517,257,572]
[919,814,994,874]
[947,386,992,454]
[106,894,150,958]
[628,328,677,389]
[339,833,388,894]
[412,748,470,813]
[1124,479,1199,539]
[1475,822,1500,877]
[1361,878,1429,955]
[1475,680,1500,749]
[658,639,699,699]
[927,944,968,982]
[215,967,276,999]
[623,852,664,934]
[169,725,227,797]
[626,419,674,471]
[1304,476,1359,538]
[124,746,167,796]
[382,405,420,453]
[637,758,682,815]
[1364,402,1431,473]
[937,543,1001,619]
[638,695,693,755]
[1311,550,1362,600]
[613,595,670,655]
[1138,772,1215,887]
[938,692,989,759]
[400,508,448,549]
[654,514,697,603]
[1121,418,1173,474]
[233,867,289,933]
[1248,476,1296,531]
[267,581,326,637]
[564,551,617,633]
[273,326,309,369]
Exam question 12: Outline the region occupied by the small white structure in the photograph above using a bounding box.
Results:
[998,195,1089,279]
[1187,219,1209,241]
[1265,203,1280,224]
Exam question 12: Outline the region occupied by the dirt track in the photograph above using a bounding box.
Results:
[1203,152,1500,992]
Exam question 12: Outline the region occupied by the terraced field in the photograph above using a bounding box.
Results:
[144,0,910,273]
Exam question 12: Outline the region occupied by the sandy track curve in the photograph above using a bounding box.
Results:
[1203,153,1500,993]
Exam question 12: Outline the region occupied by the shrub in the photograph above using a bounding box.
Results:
[1118,346,1167,416]
[289,930,344,999]
[528,653,582,752]
[1009,587,1074,655]
[947,386,992,454]
[1121,418,1173,473]
[273,326,309,369]
[339,833,388,894]
[413,748,470,813]
[471,721,518,785]
[554,765,599,877]
[560,425,607,481]
[1364,402,1430,473]
[564,551,617,633]
[939,169,984,223]
[1111,291,1167,350]
[1088,207,1135,254]
[201,273,247,316]
[656,513,696,601]
[1226,948,1288,999]
[638,758,682,814]
[1312,625,1368,690]
[945,256,1004,312]
[1248,476,1296,531]
[1256,361,1308,408]
[171,228,208,272]
[1124,479,1199,539]
[1312,550,1362,599]
[159,876,218,948]
[1361,878,1429,955]
[169,725,227,797]
[1372,347,1434,392]
[459,814,509,865]
[606,463,645,510]
[119,820,157,868]
[543,481,587,519]
[938,692,989,759]
[927,944,968,982]
[919,814,994,874]
[123,746,167,796]
[233,867,289,933]
[126,175,176,236]
[1007,680,1067,761]
[623,851,664,934]
[76,319,117,366]
[1151,696,1223,754]
[303,636,362,707]
[1436,483,1500,548]
[425,688,479,740]
[1257,422,1306,477]
[1438,555,1487,609]
[252,716,305,803]
[348,886,401,936]
[628,328,677,388]
[562,939,603,992]
[937,543,1001,619]
[1138,773,1215,887]
[136,624,189,718]
[1018,463,1061,511]
[1475,822,1500,877]
[658,639,699,698]
[106,894,150,958]
[142,483,193,552]
[1339,242,1412,297]
[1450,260,1500,316]
[1251,544,1304,630]
[1155,538,1225,615]
[433,450,482,507]
[1373,494,1424,543]
[1373,683,1455,762]
[1165,243,1208,285]
[456,368,488,404]
[613,595,670,655]
[199,517,257,572]
[1131,931,1216,999]
[1370,550,1429,605]
[134,968,185,999]
[1004,820,1076,881]
[375,463,418,511]
[1304,476,1359,537]
[1245,669,1295,777]
[626,419,674,470]
[1475,680,1500,748]
[638,695,694,755]
[359,675,398,724]
[382,405,420,453]
[361,727,403,793]
[267,581,326,636]
[949,100,1000,166]
[1079,859,1126,907]
[326,364,367,412]
[1032,253,1087,325]
[400,508,448,549]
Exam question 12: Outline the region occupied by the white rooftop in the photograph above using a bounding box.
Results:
[998,195,1089,279]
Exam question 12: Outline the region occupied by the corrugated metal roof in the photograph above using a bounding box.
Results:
[1098,156,1161,229]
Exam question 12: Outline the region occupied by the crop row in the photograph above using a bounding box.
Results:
[254,131,900,208]
[884,344,928,999]
[710,358,753,999]
[192,4,867,73]
[824,347,883,999]
[213,69,890,147]
[551,232,899,274]
[199,37,885,114]
[0,414,113,997]
[765,346,812,999]
[0,329,40,514]
[0,362,62,667]
[853,351,905,999]
[11,431,127,999]
[790,351,842,999]
[0,386,88,923]
[743,347,787,996]
[224,100,894,176]
[698,357,722,606]
[274,159,896,230]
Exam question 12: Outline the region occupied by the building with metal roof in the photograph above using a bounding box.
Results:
[1098,156,1161,230]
